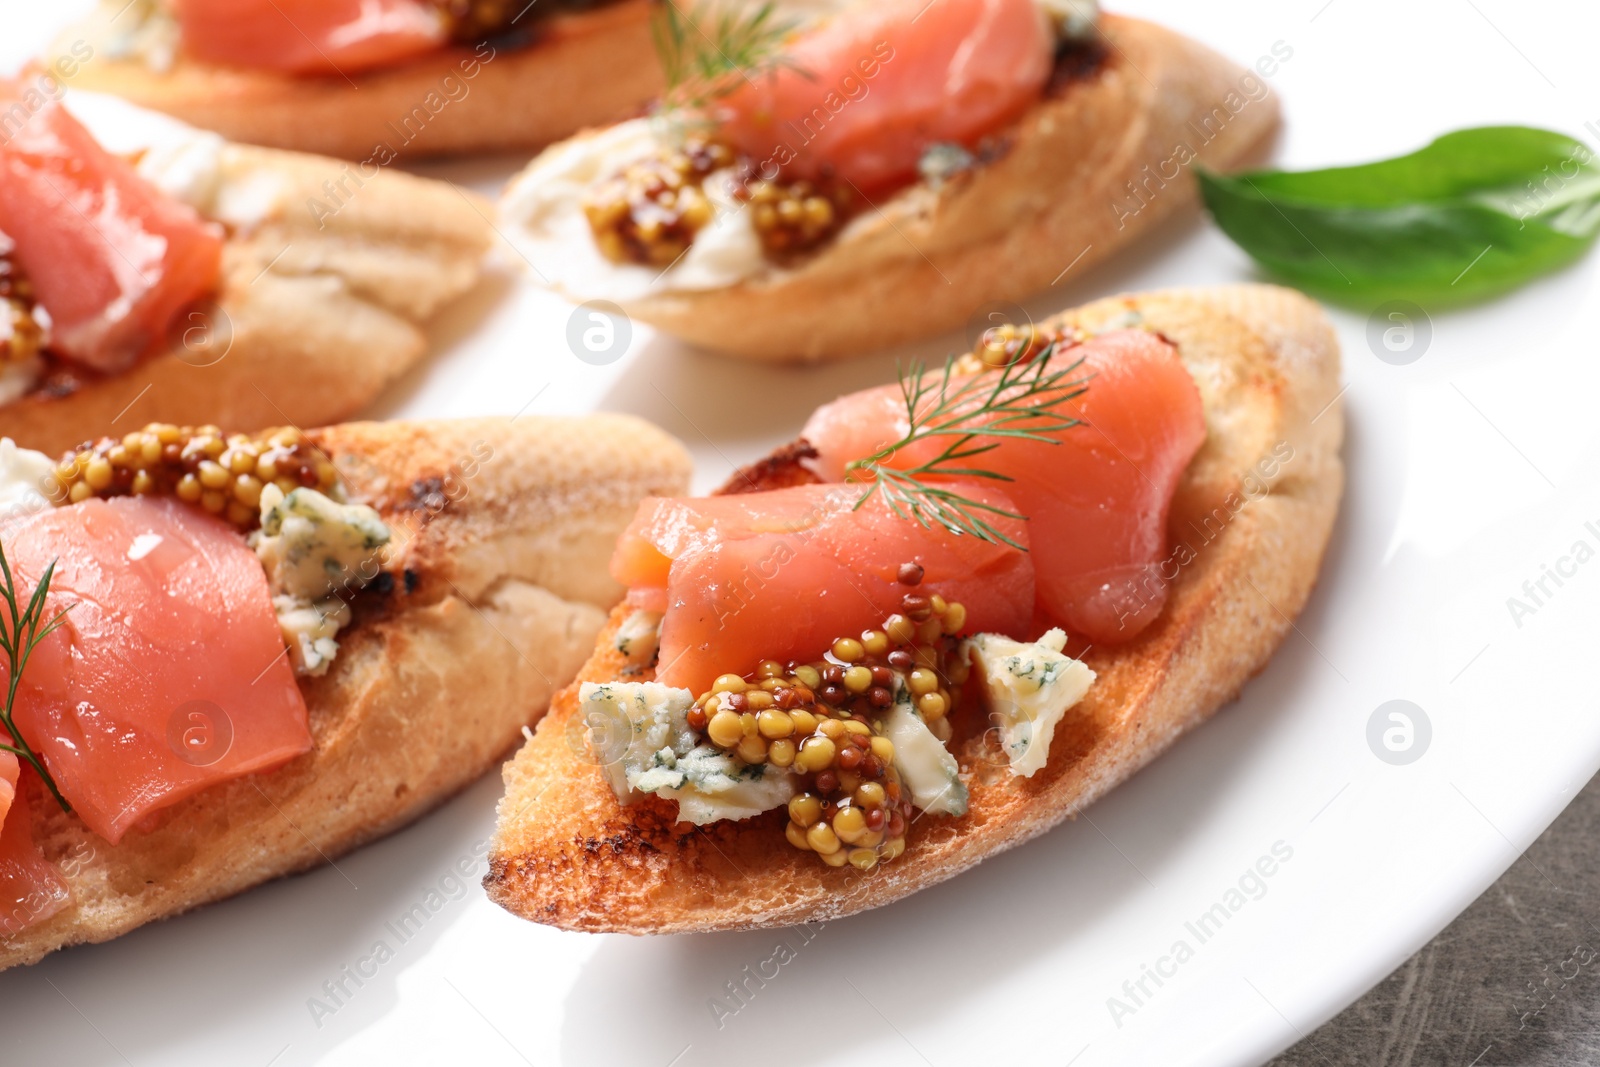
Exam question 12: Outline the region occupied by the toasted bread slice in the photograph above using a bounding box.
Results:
[0,414,691,969]
[44,2,660,160]
[589,16,1282,361]
[484,284,1343,933]
[0,142,493,456]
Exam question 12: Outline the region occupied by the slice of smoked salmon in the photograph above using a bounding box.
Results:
[5,496,312,844]
[615,483,1034,694]
[175,0,447,76]
[714,0,1053,192]
[803,330,1207,643]
[0,770,68,937]
[0,750,14,828]
[0,87,222,374]
[0,755,70,936]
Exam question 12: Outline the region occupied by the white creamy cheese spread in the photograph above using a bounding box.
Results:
[0,439,55,529]
[63,91,287,230]
[0,362,42,410]
[500,118,767,302]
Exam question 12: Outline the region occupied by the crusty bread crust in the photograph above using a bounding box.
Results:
[0,414,691,969]
[0,146,492,456]
[613,16,1281,360]
[48,3,659,160]
[484,284,1344,933]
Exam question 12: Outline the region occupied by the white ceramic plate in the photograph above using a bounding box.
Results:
[3,1,1599,1064]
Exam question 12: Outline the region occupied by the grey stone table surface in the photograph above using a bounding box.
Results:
[1266,771,1600,1066]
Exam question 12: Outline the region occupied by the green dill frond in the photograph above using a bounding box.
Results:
[652,1,803,115]
[846,342,1090,550]
[0,540,72,813]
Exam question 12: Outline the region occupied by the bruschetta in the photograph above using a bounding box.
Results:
[499,0,1285,361]
[40,0,661,160]
[0,412,689,967]
[484,283,1343,932]
[0,84,492,457]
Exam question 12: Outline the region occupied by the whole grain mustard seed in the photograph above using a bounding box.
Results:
[738,175,853,260]
[973,322,1055,369]
[50,423,339,529]
[583,138,734,267]
[686,584,974,869]
[584,137,856,268]
[0,258,43,366]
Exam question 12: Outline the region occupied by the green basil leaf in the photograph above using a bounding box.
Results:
[1198,126,1600,306]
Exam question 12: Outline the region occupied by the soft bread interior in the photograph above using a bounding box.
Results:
[0,415,691,969]
[0,147,493,456]
[485,284,1343,933]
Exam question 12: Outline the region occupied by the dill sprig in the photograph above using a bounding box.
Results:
[845,344,1090,550]
[651,1,802,115]
[0,539,72,813]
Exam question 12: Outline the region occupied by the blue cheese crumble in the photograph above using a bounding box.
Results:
[967,629,1095,777]
[271,595,351,677]
[76,0,180,73]
[580,681,797,824]
[881,680,968,816]
[1040,0,1100,42]
[612,609,662,675]
[251,483,391,676]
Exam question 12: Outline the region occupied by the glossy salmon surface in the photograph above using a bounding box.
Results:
[0,88,222,373]
[803,330,1207,642]
[614,483,1034,694]
[175,0,447,76]
[0,772,68,936]
[714,0,1053,192]
[0,750,69,936]
[5,496,312,844]
[0,751,14,828]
